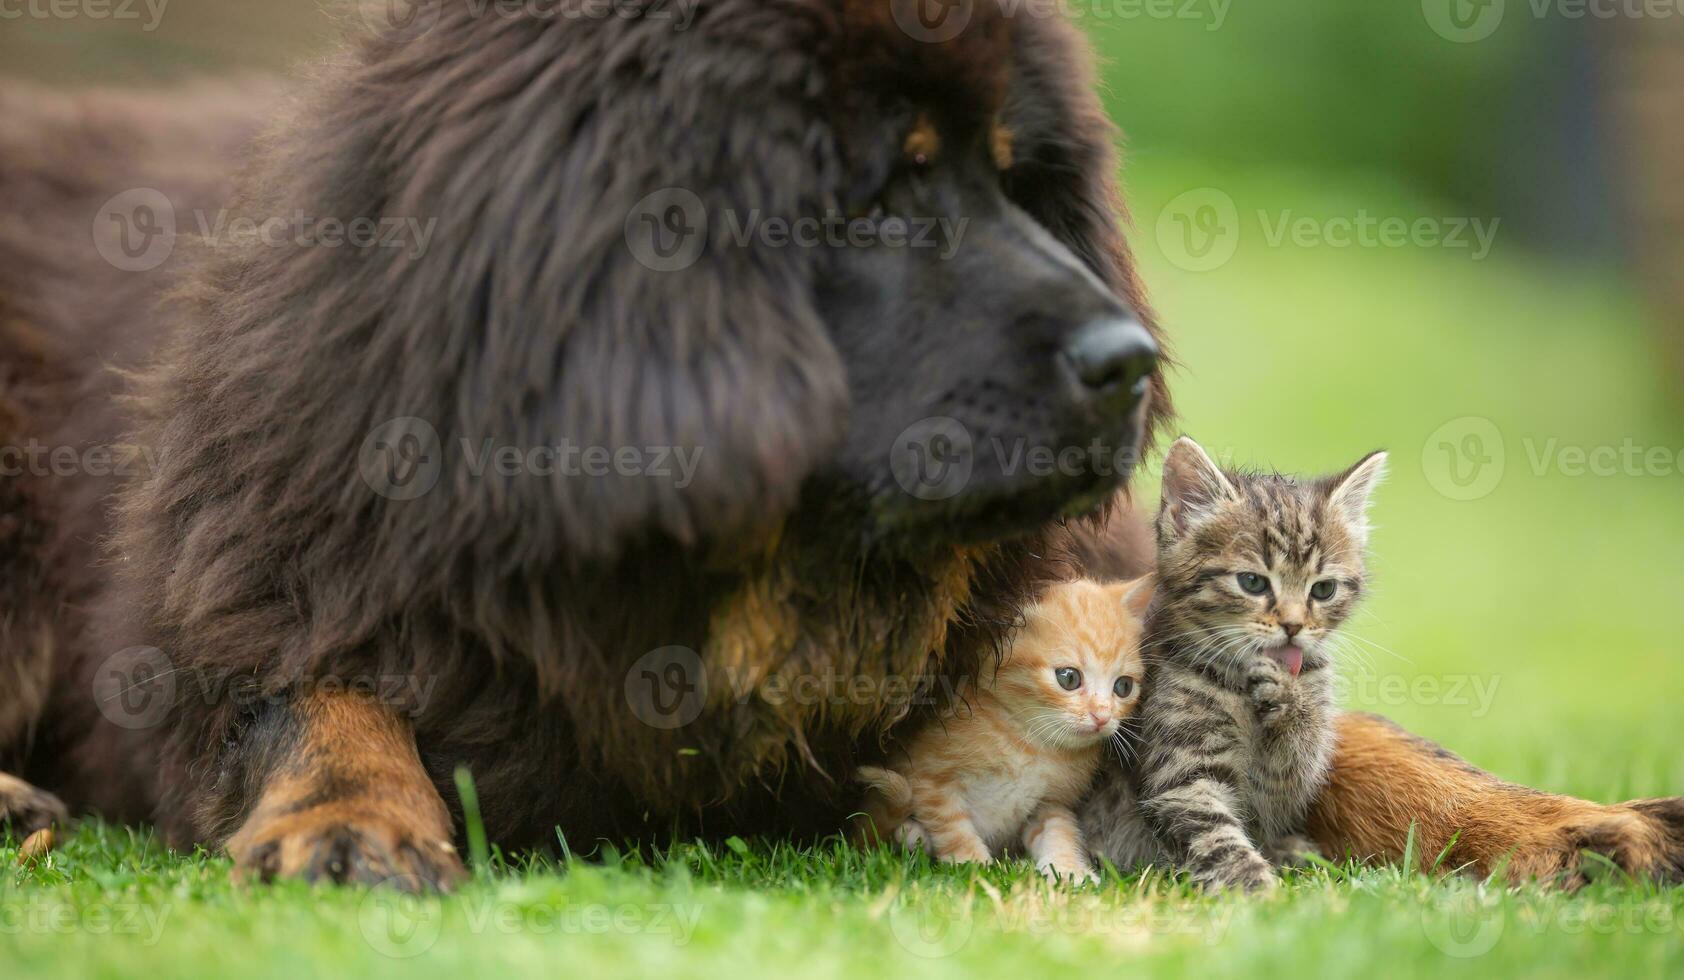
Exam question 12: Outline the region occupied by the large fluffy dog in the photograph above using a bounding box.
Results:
[3,0,1682,889]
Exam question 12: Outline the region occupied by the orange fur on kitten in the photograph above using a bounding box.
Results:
[855,577,1151,882]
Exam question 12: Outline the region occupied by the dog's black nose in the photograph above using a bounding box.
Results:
[1063,318,1157,397]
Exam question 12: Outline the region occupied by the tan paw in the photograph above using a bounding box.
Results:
[231,804,466,892]
[0,773,68,835]
[937,840,993,865]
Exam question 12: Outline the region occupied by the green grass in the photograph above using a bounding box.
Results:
[4,820,1682,980]
[6,9,1684,979]
[4,162,1681,978]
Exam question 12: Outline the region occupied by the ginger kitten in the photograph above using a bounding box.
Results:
[1080,437,1387,891]
[855,577,1151,882]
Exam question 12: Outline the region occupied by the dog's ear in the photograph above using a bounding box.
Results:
[349,15,850,562]
[1000,15,1172,445]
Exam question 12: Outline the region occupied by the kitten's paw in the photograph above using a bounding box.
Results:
[1246,661,1296,725]
[937,840,993,866]
[1197,853,1278,894]
[894,819,932,855]
[1265,834,1323,868]
[1038,860,1100,885]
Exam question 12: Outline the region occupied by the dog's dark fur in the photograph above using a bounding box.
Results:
[3,2,1164,864]
[4,0,1682,889]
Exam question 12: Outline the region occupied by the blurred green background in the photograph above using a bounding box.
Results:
[3,3,1683,978]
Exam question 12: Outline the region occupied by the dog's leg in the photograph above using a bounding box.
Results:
[226,689,465,891]
[0,772,66,834]
[1311,712,1684,887]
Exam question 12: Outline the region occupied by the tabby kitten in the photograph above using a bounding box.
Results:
[1080,437,1387,892]
[855,578,1151,882]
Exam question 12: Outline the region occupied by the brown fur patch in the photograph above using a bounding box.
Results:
[991,121,1015,170]
[904,113,942,165]
[1311,713,1684,885]
[225,691,465,890]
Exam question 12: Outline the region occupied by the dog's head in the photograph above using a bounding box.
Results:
[815,2,1163,548]
[248,1,1165,571]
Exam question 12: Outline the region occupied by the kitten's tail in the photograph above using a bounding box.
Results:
[851,765,914,848]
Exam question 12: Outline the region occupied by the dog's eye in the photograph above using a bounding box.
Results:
[1054,667,1081,691]
[1236,572,1270,595]
[1310,580,1337,601]
[1113,677,1135,699]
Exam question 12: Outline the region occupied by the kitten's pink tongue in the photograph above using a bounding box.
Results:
[1268,645,1304,677]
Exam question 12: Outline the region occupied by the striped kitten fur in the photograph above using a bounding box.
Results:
[1080,437,1387,892]
[855,578,1151,883]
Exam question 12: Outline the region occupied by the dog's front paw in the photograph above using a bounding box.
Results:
[231,803,466,892]
[0,773,68,834]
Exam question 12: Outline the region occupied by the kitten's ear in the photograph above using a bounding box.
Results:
[1158,437,1237,537]
[1327,451,1389,540]
[1118,574,1156,618]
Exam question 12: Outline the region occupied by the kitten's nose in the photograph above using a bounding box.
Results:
[1282,623,1303,639]
[1088,710,1111,729]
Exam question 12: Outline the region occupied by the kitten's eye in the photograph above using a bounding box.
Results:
[1055,667,1082,691]
[1311,580,1338,601]
[1236,572,1270,595]
[1113,677,1135,699]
